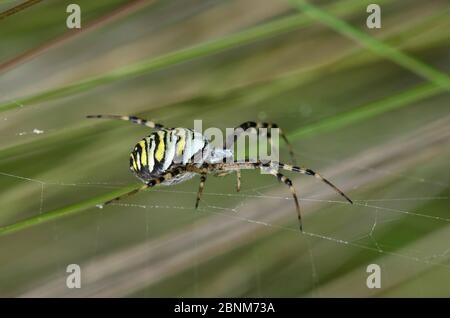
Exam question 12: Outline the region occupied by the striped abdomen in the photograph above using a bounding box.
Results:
[129,128,209,182]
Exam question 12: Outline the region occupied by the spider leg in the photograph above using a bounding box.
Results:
[226,121,296,164]
[191,162,351,205]
[188,161,351,232]
[86,114,164,129]
[236,169,241,192]
[267,169,302,232]
[195,173,207,208]
[99,183,151,208]
[99,167,186,207]
[211,170,240,193]
[187,162,303,229]
[274,162,353,204]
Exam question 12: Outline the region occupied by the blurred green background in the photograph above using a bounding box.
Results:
[0,0,449,297]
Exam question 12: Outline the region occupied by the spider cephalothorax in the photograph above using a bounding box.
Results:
[87,114,352,231]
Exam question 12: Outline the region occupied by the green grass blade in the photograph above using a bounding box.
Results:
[0,0,386,113]
[0,183,140,236]
[0,14,314,112]
[289,0,450,90]
[0,0,43,20]
[290,83,442,139]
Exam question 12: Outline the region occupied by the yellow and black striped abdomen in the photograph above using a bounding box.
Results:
[129,128,209,182]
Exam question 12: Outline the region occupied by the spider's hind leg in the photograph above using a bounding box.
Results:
[98,167,186,207]
[87,114,164,129]
[195,173,207,209]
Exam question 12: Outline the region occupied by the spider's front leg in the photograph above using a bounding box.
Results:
[227,121,296,164]
[190,161,352,232]
[267,169,302,231]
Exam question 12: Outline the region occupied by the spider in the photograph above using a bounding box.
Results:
[87,114,353,231]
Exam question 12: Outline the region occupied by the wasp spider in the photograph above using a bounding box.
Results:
[87,114,353,231]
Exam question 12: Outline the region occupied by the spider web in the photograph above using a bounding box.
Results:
[0,110,449,297]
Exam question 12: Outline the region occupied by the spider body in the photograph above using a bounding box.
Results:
[87,114,353,231]
[129,128,232,185]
